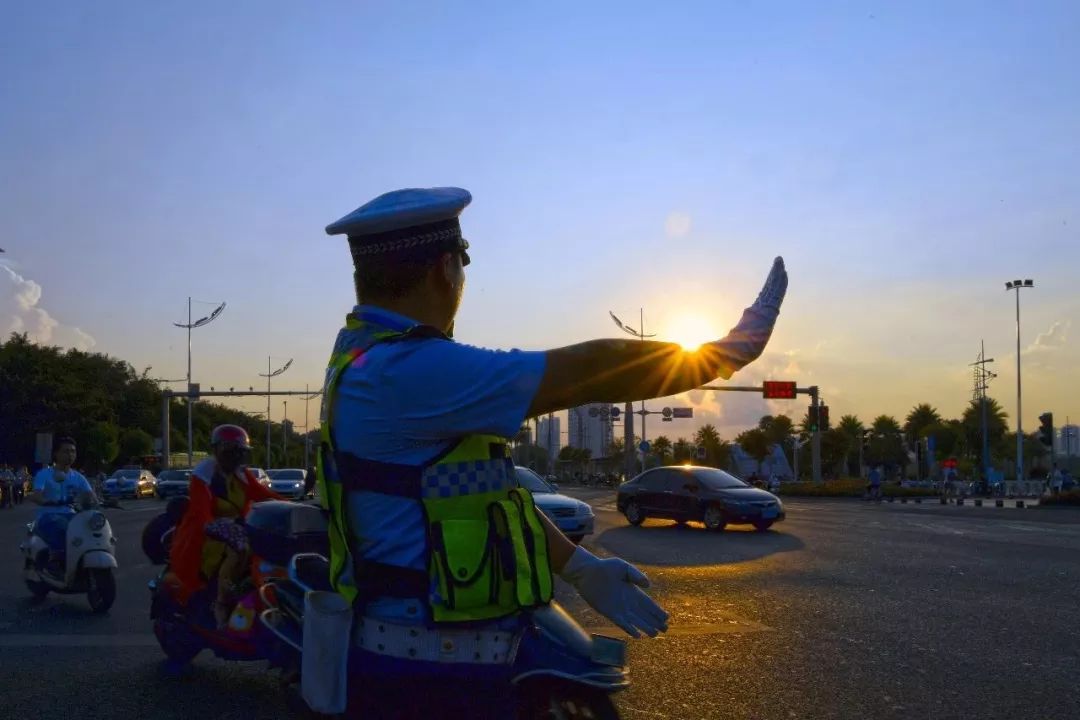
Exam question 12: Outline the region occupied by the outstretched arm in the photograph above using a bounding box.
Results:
[529,257,788,417]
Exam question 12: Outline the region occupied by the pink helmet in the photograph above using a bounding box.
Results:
[210,424,252,450]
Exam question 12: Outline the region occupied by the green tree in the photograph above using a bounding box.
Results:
[651,436,673,465]
[866,415,906,470]
[693,424,731,469]
[735,428,771,475]
[672,438,693,463]
[904,403,943,447]
[82,422,120,473]
[961,398,1008,465]
[837,414,865,476]
[118,428,155,464]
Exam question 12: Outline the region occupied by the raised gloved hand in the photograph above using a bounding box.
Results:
[709,256,788,378]
[559,546,669,638]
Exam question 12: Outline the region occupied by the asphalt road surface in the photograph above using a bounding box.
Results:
[1,492,1078,719]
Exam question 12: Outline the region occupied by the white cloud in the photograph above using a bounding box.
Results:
[1027,320,1069,353]
[0,263,96,351]
[664,212,692,238]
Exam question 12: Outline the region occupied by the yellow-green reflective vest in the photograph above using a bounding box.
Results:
[317,311,553,624]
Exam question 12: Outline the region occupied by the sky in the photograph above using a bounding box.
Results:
[2,1,1079,446]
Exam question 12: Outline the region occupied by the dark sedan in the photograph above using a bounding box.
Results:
[616,465,785,532]
[155,469,192,499]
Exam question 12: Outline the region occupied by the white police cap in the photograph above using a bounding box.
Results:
[325,187,472,237]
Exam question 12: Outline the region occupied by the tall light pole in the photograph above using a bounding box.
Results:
[173,298,226,468]
[609,310,657,477]
[283,400,288,460]
[259,356,293,469]
[1005,280,1034,482]
[302,385,321,472]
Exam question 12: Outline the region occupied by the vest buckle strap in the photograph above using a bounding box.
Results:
[354,616,519,665]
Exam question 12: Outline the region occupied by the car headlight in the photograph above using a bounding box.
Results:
[578,502,593,517]
[89,512,106,531]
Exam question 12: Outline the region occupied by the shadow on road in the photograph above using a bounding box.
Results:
[593,520,805,568]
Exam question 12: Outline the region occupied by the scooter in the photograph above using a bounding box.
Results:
[147,500,326,676]
[269,553,628,719]
[21,502,119,613]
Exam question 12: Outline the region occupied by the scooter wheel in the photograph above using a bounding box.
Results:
[25,579,49,601]
[87,568,116,613]
[518,678,620,720]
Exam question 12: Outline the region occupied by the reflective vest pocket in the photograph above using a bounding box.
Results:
[430,519,496,612]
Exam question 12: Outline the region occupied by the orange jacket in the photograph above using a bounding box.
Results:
[168,460,280,603]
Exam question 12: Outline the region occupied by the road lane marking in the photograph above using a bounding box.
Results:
[0,633,160,648]
[588,620,772,637]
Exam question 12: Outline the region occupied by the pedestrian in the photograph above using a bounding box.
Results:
[868,465,883,502]
[14,465,30,504]
[0,464,14,509]
[1050,464,1064,496]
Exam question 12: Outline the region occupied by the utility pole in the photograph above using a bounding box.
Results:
[259,357,293,469]
[173,298,226,467]
[811,386,821,484]
[1005,279,1034,481]
[971,341,996,486]
[283,400,288,460]
[608,310,657,477]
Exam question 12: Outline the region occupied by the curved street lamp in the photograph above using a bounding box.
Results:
[174,298,226,467]
[259,356,293,469]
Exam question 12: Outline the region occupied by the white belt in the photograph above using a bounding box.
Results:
[355,616,518,665]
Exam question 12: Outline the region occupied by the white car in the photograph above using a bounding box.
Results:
[515,467,595,544]
[249,467,270,487]
[267,468,308,500]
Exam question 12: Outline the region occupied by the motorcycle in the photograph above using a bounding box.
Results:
[147,500,328,677]
[20,501,118,613]
[270,552,628,719]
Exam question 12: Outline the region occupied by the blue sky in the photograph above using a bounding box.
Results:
[2,1,1078,442]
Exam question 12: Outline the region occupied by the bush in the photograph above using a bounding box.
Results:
[778,479,939,498]
[1040,490,1080,506]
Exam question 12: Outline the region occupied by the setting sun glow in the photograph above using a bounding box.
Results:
[666,314,718,352]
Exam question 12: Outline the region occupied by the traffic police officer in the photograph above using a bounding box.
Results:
[319,187,787,709]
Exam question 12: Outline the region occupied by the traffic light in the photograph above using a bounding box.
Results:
[763,381,797,399]
[808,406,819,432]
[820,405,830,430]
[1039,412,1054,447]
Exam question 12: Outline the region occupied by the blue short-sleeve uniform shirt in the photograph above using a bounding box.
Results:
[332,306,546,621]
[33,467,92,515]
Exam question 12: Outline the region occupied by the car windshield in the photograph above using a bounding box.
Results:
[159,470,190,482]
[691,468,750,490]
[514,467,554,494]
[113,469,140,479]
[270,469,304,480]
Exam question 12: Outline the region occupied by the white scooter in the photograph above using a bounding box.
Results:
[21,501,118,613]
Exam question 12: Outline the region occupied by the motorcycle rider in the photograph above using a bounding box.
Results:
[317,188,787,711]
[166,424,282,627]
[28,437,96,572]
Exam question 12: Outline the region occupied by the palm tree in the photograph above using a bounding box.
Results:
[651,435,673,465]
[904,403,943,447]
[961,397,1008,465]
[837,414,865,476]
[694,424,730,469]
[672,437,693,463]
[867,415,905,471]
[736,428,771,477]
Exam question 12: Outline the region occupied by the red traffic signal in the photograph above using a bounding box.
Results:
[763,381,797,399]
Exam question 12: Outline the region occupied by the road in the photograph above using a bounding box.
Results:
[1,493,1078,719]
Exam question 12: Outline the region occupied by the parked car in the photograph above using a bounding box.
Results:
[266,468,308,500]
[616,465,785,532]
[155,469,192,499]
[515,466,594,544]
[103,467,157,500]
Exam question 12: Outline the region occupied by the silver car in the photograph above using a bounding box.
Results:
[514,466,595,544]
[267,468,308,500]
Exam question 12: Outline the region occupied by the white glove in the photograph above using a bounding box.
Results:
[709,256,788,378]
[559,546,669,638]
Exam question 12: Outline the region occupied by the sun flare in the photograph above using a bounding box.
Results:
[666,314,718,351]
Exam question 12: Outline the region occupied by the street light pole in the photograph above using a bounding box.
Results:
[259,356,293,470]
[609,310,657,476]
[283,400,288,460]
[1005,279,1034,482]
[173,298,226,468]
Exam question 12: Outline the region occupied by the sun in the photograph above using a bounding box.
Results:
[665,313,718,351]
